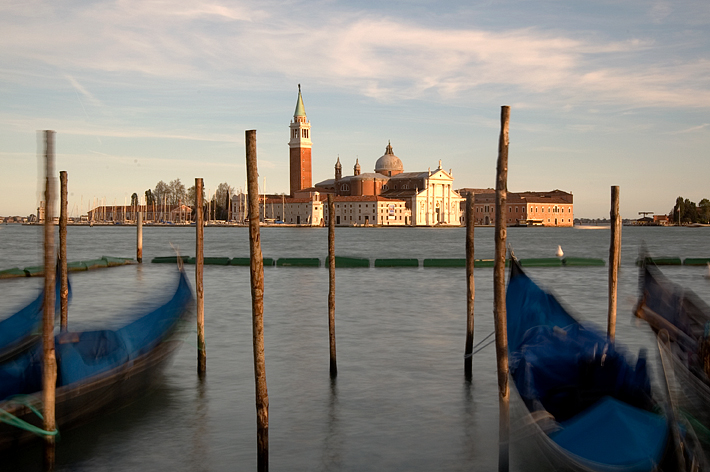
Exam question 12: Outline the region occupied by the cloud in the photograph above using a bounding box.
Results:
[0,0,709,110]
[670,123,710,134]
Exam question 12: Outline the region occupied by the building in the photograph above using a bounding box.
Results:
[229,87,434,226]
[458,188,574,227]
[314,142,463,226]
[238,86,572,228]
[289,84,312,196]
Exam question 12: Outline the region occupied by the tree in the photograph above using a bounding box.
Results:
[169,179,186,206]
[145,189,156,206]
[154,181,170,205]
[214,182,234,221]
[131,193,139,206]
[699,198,710,224]
[187,184,206,206]
[680,198,696,224]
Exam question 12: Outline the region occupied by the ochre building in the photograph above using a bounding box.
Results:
[457,188,574,227]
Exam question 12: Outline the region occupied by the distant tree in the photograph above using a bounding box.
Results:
[145,189,156,206]
[699,198,710,224]
[187,184,206,206]
[683,198,698,224]
[154,181,170,204]
[672,196,701,224]
[131,193,139,206]
[169,179,186,206]
[671,196,685,225]
[214,182,234,220]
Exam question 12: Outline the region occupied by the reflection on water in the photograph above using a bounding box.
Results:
[0,225,708,471]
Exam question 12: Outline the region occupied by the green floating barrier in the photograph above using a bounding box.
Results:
[520,258,563,267]
[23,266,44,277]
[374,258,419,268]
[325,256,369,268]
[423,259,465,268]
[67,261,88,272]
[562,257,605,267]
[101,256,135,267]
[230,258,275,266]
[277,258,320,267]
[83,259,109,270]
[0,268,26,279]
[186,257,231,265]
[152,256,190,264]
[684,258,710,266]
[636,257,682,266]
[472,259,497,268]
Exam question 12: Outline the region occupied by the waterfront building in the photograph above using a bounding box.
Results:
[457,188,574,226]
[314,142,463,226]
[229,87,437,226]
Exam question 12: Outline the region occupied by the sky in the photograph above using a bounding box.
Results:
[1,0,708,219]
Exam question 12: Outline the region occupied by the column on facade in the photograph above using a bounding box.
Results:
[425,180,430,226]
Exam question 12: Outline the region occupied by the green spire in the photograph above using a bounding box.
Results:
[294,84,306,118]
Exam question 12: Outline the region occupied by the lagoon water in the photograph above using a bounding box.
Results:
[0,224,708,471]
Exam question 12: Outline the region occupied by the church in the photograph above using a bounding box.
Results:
[258,86,464,226]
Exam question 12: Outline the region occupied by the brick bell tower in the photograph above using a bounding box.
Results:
[289,84,312,196]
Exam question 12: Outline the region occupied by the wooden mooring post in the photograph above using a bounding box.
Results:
[464,192,475,380]
[59,171,68,333]
[245,130,269,471]
[42,130,58,469]
[607,186,621,342]
[327,194,337,378]
[195,178,206,377]
[137,211,143,263]
[493,106,510,472]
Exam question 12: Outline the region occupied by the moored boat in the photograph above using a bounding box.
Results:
[635,259,710,449]
[0,268,70,363]
[507,256,695,471]
[0,267,194,450]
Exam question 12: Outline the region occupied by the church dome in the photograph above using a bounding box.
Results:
[374,141,403,175]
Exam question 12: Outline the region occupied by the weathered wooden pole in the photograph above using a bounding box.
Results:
[59,171,68,333]
[42,130,57,469]
[195,178,206,377]
[137,211,143,263]
[607,185,621,342]
[245,129,269,471]
[464,192,475,380]
[493,106,510,472]
[327,194,338,378]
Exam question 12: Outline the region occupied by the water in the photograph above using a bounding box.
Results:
[0,224,708,471]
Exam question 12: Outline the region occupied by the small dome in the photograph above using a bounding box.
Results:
[375,141,403,174]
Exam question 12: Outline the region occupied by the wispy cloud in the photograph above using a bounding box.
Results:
[65,75,102,108]
[1,0,708,110]
[670,123,710,134]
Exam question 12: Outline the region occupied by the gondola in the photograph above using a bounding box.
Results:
[0,267,194,450]
[0,267,70,363]
[635,259,710,447]
[506,256,690,471]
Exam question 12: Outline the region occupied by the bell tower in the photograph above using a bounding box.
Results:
[289,84,312,196]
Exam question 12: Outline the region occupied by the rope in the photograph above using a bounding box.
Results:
[0,396,59,437]
[464,330,496,359]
